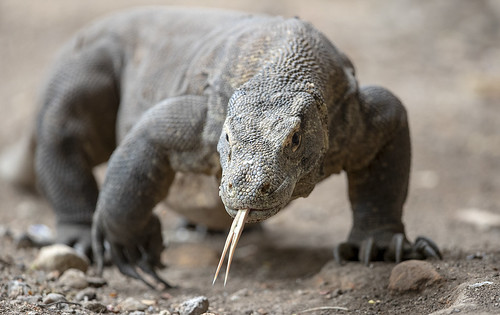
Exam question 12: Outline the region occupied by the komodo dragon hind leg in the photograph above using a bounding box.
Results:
[35,37,120,258]
[335,86,442,265]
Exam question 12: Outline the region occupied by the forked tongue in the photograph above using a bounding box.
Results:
[212,209,249,286]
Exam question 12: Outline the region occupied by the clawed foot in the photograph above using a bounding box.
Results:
[92,213,172,290]
[333,234,442,266]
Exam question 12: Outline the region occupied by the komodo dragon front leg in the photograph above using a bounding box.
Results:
[334,86,441,265]
[92,95,212,289]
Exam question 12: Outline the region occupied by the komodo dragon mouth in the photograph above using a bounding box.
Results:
[225,206,282,222]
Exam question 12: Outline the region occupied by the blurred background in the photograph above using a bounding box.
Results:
[0,0,499,252]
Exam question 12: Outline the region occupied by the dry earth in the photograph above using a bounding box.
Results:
[1,0,500,314]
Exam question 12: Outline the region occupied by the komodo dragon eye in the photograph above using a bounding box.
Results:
[291,132,301,152]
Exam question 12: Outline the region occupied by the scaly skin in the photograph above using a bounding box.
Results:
[25,7,441,287]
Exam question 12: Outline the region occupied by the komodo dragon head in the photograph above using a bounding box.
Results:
[214,83,332,285]
[218,86,329,223]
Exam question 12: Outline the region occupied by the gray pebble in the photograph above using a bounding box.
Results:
[75,287,97,301]
[180,296,209,315]
[83,301,108,313]
[27,224,54,244]
[58,268,88,289]
[7,280,30,298]
[43,292,67,304]
[129,312,146,315]
[118,297,147,312]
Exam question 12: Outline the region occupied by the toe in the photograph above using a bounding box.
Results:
[385,233,405,263]
[359,237,378,266]
[414,236,442,260]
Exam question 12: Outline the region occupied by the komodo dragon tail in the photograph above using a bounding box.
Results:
[0,131,37,191]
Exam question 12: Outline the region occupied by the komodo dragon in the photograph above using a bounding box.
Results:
[7,7,442,287]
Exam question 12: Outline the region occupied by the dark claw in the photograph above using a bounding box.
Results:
[414,236,442,260]
[112,244,172,290]
[111,245,140,279]
[137,246,172,288]
[91,224,105,276]
[359,237,377,266]
[137,259,172,289]
[333,245,344,265]
[111,245,158,289]
[391,233,405,263]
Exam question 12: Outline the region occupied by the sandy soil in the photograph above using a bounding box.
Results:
[1,0,499,314]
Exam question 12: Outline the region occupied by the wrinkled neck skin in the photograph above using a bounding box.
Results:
[217,18,358,223]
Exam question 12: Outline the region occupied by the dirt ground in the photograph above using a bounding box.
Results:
[1,0,500,314]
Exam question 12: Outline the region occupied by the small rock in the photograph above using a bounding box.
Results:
[141,299,157,306]
[75,287,97,301]
[118,297,147,312]
[388,260,442,292]
[27,224,54,244]
[43,293,67,304]
[31,244,89,273]
[84,301,108,313]
[179,296,209,315]
[159,311,172,315]
[160,292,173,300]
[87,276,107,287]
[465,252,485,260]
[129,312,146,315]
[58,268,88,289]
[7,280,30,298]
